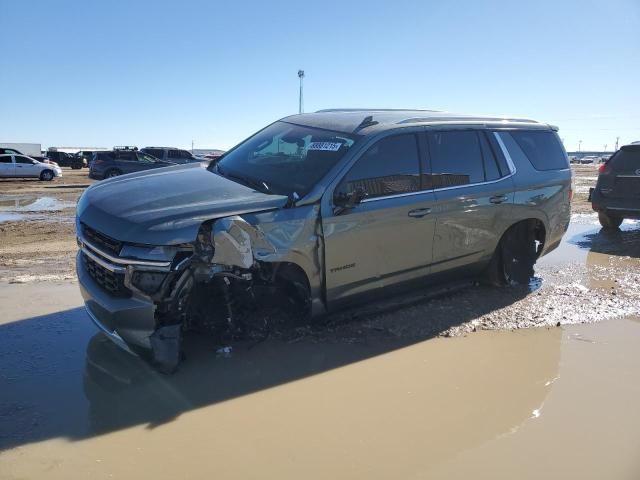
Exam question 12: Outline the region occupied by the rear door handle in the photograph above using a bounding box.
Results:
[489,194,508,204]
[408,208,431,218]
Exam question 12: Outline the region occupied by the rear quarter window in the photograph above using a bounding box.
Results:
[500,130,568,171]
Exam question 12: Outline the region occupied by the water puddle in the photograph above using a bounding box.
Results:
[0,195,76,212]
[1,280,639,479]
[0,195,76,222]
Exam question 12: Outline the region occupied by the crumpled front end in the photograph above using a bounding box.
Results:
[77,204,324,373]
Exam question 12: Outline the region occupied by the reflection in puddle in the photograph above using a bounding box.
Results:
[0,196,76,212]
[0,196,76,222]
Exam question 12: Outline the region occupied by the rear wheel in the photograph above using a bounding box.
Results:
[485,222,540,286]
[39,170,54,181]
[104,169,122,179]
[598,211,623,230]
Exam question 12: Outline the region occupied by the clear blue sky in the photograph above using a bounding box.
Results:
[1,0,638,151]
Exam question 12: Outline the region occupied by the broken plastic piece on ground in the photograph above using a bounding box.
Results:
[216,346,233,357]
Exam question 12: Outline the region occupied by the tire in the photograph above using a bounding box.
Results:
[104,169,122,179]
[598,211,623,230]
[485,223,538,286]
[39,170,54,181]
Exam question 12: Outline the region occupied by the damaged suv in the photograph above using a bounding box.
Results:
[76,109,571,371]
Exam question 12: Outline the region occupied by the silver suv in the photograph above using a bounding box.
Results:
[76,109,571,370]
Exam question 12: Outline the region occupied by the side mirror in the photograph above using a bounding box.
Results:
[334,187,367,214]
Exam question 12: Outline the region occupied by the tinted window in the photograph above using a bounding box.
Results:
[506,130,567,171]
[337,134,420,199]
[0,156,12,163]
[137,152,157,163]
[144,149,164,159]
[609,148,640,172]
[486,131,511,176]
[180,150,192,159]
[114,151,135,161]
[168,150,181,159]
[479,132,501,181]
[428,130,484,188]
[15,156,35,164]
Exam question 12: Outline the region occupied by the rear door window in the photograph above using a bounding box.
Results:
[427,130,485,188]
[0,156,13,163]
[502,130,568,171]
[336,133,421,199]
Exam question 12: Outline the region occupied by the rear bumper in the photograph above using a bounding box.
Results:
[591,190,640,219]
[77,251,156,351]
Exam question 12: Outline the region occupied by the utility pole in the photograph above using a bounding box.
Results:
[615,136,619,150]
[578,140,582,152]
[298,70,305,114]
[191,140,194,153]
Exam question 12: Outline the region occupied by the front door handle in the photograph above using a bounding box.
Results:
[408,208,431,218]
[489,194,508,204]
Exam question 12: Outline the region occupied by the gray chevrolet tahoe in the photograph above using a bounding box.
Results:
[76,109,571,370]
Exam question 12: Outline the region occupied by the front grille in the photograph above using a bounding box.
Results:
[82,223,122,256]
[614,177,640,198]
[84,253,131,297]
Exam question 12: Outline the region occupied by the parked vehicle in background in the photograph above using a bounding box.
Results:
[46,150,85,169]
[590,143,640,229]
[0,143,41,158]
[0,153,62,180]
[76,109,571,371]
[140,147,200,164]
[78,150,107,168]
[580,156,598,164]
[89,147,177,179]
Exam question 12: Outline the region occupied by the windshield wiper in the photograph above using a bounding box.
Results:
[227,172,271,194]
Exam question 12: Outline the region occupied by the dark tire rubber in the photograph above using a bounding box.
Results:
[485,223,537,286]
[39,170,54,181]
[104,169,122,179]
[598,211,623,230]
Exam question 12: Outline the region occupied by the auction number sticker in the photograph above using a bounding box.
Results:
[308,142,342,152]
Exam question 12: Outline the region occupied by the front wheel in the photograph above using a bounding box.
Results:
[598,211,623,230]
[39,170,54,181]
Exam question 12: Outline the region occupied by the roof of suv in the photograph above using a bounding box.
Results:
[282,109,552,135]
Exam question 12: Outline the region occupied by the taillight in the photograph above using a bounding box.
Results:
[598,162,608,173]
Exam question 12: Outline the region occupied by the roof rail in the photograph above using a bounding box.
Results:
[316,108,440,113]
[113,146,138,151]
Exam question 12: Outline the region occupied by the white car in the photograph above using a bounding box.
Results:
[0,153,62,181]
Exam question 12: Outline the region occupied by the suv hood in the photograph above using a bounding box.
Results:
[77,164,288,245]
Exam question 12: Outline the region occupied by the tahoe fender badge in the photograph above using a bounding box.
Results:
[330,263,356,273]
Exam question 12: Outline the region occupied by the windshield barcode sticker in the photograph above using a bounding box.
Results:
[307,142,342,152]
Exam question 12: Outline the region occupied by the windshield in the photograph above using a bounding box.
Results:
[212,121,358,197]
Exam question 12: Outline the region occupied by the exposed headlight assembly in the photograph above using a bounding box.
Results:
[130,270,167,295]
